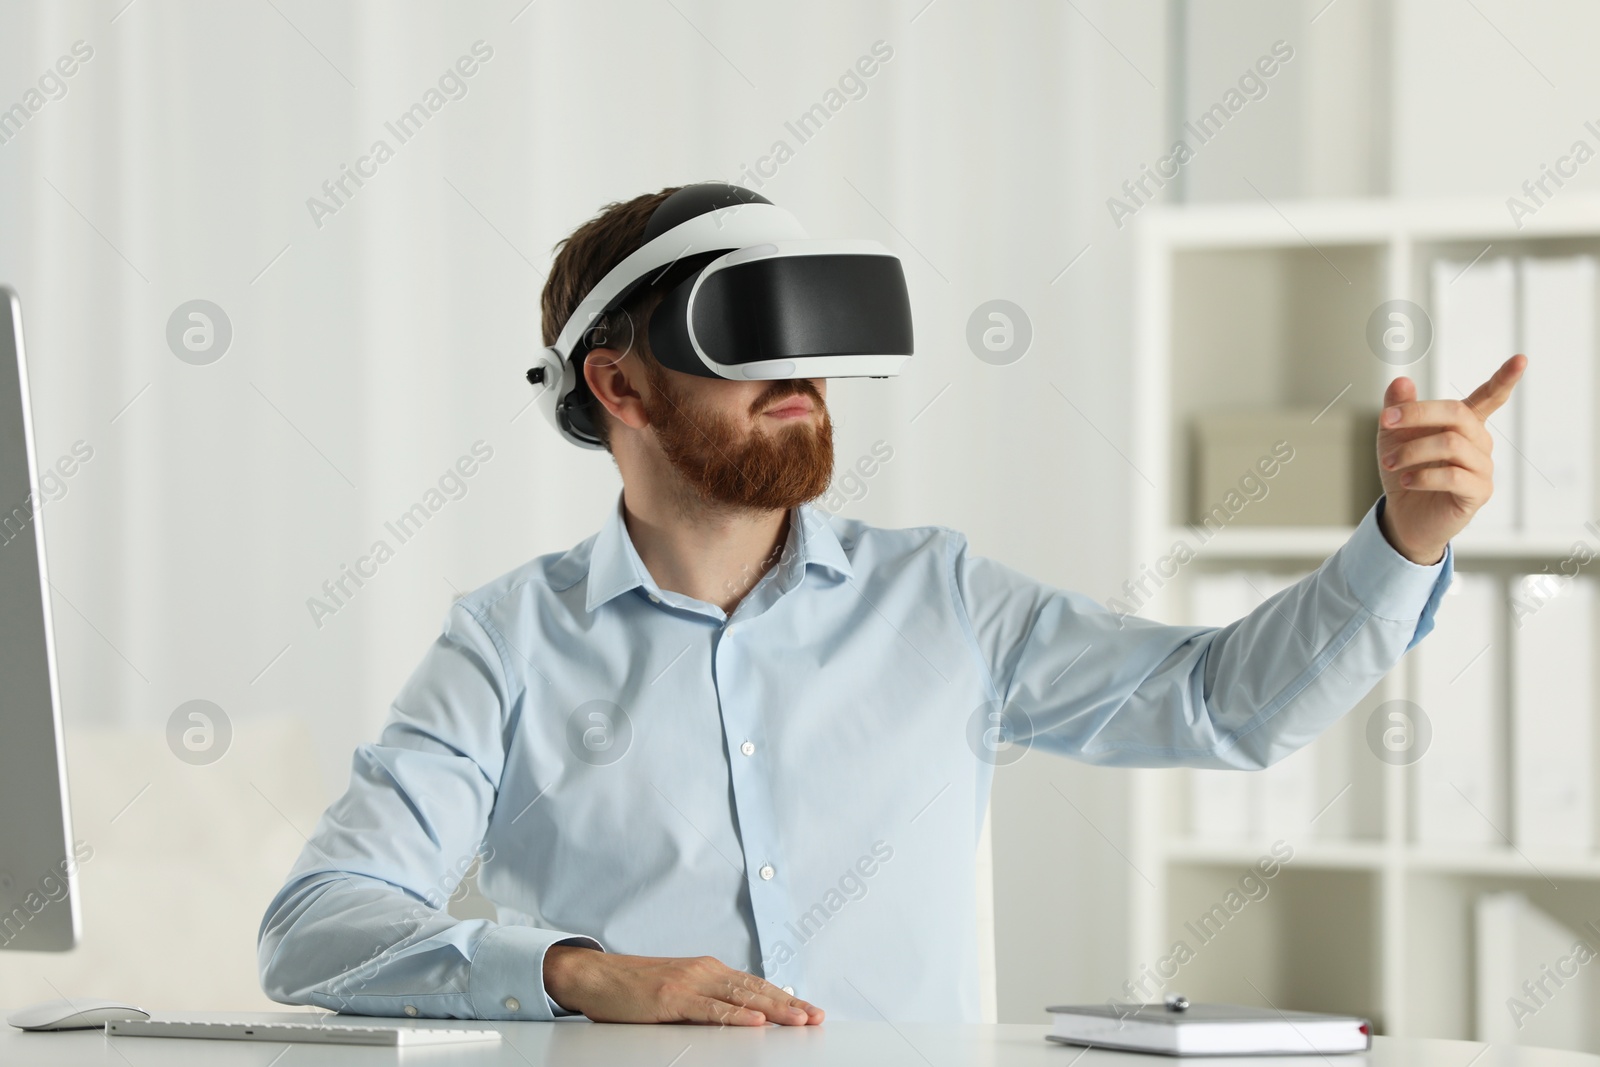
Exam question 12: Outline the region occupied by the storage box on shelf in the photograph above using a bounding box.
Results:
[1127,195,1600,1049]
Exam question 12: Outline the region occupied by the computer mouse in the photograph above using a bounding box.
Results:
[6,997,150,1031]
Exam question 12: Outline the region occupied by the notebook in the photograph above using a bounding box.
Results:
[1045,1002,1371,1056]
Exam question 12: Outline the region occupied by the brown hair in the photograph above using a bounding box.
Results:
[540,187,682,451]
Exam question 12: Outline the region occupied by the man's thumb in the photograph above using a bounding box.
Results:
[1383,375,1417,411]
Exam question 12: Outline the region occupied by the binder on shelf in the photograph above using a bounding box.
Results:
[1518,255,1596,531]
[1476,891,1597,1052]
[1185,571,1318,841]
[1410,572,1504,847]
[1250,571,1319,839]
[1510,574,1595,852]
[1431,256,1518,530]
[1256,744,1319,841]
[1187,572,1256,840]
[1188,767,1252,841]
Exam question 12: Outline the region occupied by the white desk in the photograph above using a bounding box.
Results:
[5,1013,1600,1065]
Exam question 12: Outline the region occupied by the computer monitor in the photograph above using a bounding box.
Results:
[0,285,80,951]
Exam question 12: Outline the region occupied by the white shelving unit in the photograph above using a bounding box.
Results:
[1126,194,1600,1043]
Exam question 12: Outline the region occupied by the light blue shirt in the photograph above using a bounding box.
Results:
[258,492,1450,1023]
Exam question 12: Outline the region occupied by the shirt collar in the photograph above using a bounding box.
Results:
[584,491,854,614]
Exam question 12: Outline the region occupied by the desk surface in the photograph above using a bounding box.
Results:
[5,1013,1600,1065]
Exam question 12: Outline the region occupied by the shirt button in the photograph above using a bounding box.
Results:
[782,985,795,995]
[504,997,520,1012]
[740,740,756,756]
[403,1005,418,1017]
[759,864,775,881]
[648,593,660,604]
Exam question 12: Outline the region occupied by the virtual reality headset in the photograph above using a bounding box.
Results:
[527,182,914,449]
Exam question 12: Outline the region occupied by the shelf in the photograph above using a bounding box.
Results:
[1166,525,1587,561]
[1145,192,1600,249]
[1169,840,1600,880]
[1129,196,1600,1049]
[1405,846,1600,881]
[1164,838,1387,871]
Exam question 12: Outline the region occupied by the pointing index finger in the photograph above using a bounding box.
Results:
[1461,354,1528,421]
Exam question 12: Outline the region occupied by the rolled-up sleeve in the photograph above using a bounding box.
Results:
[950,496,1452,770]
[256,601,600,1021]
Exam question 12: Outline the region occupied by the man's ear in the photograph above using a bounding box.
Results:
[582,348,650,432]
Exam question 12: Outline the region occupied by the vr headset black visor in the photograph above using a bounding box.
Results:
[530,183,915,449]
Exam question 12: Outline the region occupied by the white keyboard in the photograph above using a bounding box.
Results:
[105,1019,502,1047]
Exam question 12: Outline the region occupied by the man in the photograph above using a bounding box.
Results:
[258,184,1525,1027]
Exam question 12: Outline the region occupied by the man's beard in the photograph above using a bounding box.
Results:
[641,359,834,513]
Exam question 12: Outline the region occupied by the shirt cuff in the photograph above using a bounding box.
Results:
[467,924,603,1021]
[1337,496,1454,649]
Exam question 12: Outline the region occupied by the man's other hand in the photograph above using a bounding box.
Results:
[1375,354,1528,564]
[543,945,825,1026]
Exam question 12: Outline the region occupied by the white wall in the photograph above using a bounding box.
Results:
[1390,0,1600,199]
[1176,0,1390,203]
[0,0,1169,1020]
[1175,0,1600,207]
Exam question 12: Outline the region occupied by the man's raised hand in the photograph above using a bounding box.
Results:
[1375,354,1528,564]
